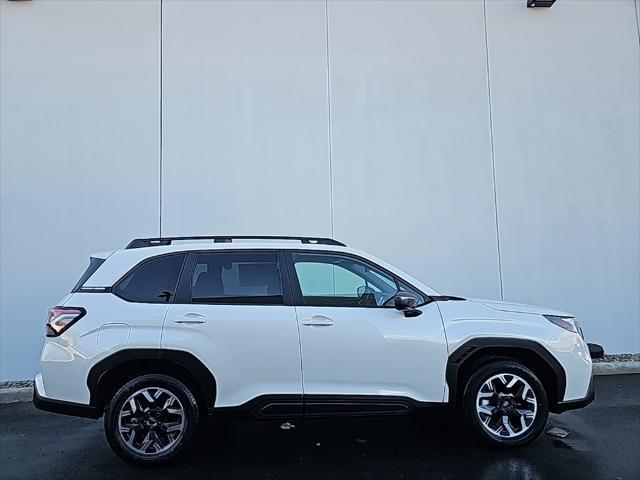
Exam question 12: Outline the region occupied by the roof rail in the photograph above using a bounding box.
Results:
[125,236,347,249]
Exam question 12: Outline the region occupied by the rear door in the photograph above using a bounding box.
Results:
[162,250,303,413]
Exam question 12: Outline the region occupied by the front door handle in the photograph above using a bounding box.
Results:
[174,313,207,324]
[301,315,334,327]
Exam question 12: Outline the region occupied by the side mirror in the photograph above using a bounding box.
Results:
[394,292,422,317]
[394,292,416,310]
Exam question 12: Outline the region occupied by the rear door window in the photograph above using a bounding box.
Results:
[188,251,283,305]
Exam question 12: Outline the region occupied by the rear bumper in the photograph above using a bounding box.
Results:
[32,374,100,419]
[553,374,595,413]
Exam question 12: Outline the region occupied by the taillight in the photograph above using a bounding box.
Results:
[46,307,86,337]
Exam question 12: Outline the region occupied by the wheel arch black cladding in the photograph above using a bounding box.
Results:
[445,338,567,411]
[87,349,217,415]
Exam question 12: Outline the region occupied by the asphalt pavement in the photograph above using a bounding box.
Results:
[1,374,638,480]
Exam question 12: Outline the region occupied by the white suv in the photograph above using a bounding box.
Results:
[34,236,601,465]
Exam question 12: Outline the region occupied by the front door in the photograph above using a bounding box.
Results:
[162,250,302,413]
[286,251,448,412]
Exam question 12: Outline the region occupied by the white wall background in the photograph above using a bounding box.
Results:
[1,0,638,380]
[1,1,161,380]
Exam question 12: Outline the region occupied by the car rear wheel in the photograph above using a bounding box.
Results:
[462,360,548,447]
[104,374,200,466]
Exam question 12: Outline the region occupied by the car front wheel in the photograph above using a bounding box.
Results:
[104,374,200,466]
[462,360,548,447]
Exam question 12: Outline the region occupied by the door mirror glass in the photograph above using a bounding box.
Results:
[394,292,417,310]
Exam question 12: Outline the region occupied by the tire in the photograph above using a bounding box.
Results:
[104,374,200,466]
[462,359,548,447]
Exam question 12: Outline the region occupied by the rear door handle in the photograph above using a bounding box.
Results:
[174,313,207,324]
[301,316,334,327]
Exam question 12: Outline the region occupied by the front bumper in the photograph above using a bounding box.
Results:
[32,374,100,419]
[552,342,602,412]
[587,343,604,359]
[553,374,595,413]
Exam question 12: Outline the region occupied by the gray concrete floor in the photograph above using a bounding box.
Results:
[1,375,638,480]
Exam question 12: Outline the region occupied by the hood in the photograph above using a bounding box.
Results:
[466,299,574,318]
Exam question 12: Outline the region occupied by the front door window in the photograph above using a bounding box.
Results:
[291,252,424,307]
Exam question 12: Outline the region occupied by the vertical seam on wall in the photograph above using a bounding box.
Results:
[482,0,504,300]
[325,0,335,238]
[159,0,164,237]
[635,0,640,132]
[635,1,640,46]
[635,0,640,299]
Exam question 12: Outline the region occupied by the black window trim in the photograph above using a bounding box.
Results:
[283,250,432,309]
[111,252,188,304]
[174,249,294,306]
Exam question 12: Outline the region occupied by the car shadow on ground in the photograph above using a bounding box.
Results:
[167,409,599,480]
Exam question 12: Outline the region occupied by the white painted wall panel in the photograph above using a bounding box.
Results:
[329,0,501,299]
[486,0,640,353]
[161,0,331,237]
[0,0,638,380]
[0,1,160,379]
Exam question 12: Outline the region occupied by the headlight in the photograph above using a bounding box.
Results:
[544,315,580,335]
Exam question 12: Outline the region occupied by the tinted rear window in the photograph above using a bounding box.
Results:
[71,257,106,292]
[114,253,186,303]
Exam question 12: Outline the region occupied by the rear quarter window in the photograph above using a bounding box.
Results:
[113,253,186,303]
